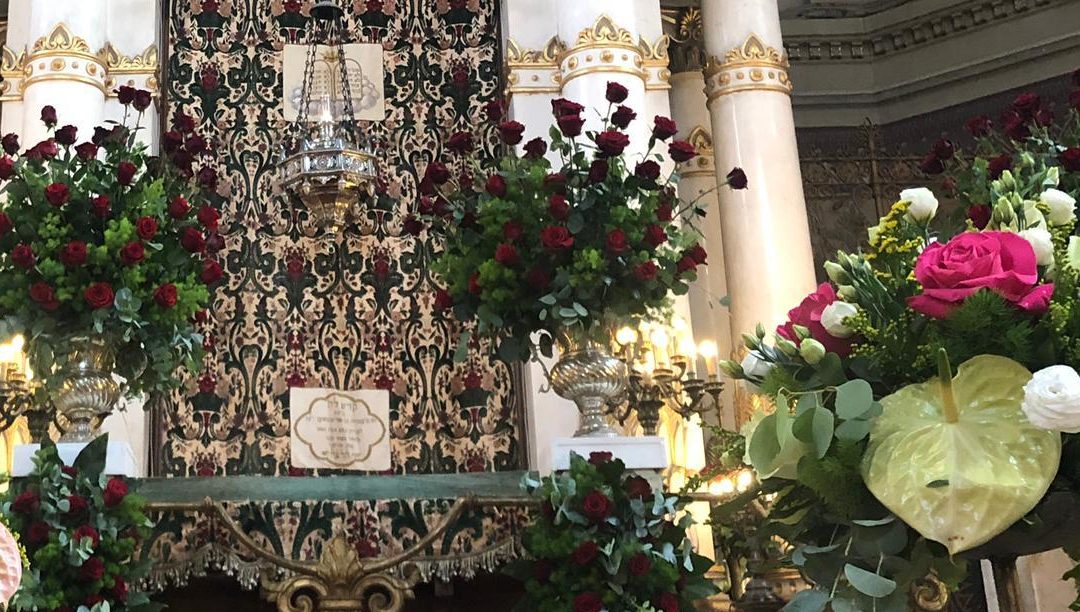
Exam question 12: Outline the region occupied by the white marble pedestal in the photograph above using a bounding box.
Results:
[550,436,670,471]
[12,441,140,477]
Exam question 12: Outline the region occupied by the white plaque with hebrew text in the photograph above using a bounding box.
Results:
[289,388,390,471]
[282,43,385,122]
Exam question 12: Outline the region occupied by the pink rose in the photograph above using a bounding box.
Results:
[908,231,1053,319]
[776,283,852,357]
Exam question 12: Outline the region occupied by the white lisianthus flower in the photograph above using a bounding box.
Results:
[740,351,773,380]
[901,188,939,223]
[1041,188,1077,226]
[1022,365,1080,433]
[1019,226,1054,266]
[820,301,859,338]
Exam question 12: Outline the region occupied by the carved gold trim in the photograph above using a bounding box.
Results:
[29,23,101,64]
[573,14,637,51]
[638,34,670,67]
[679,126,714,177]
[505,37,565,68]
[703,34,793,102]
[560,65,648,89]
[0,46,25,77]
[22,73,108,94]
[102,42,159,74]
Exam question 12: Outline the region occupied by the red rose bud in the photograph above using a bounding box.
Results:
[571,540,599,565]
[154,283,179,308]
[652,115,678,140]
[173,111,197,134]
[654,593,679,612]
[111,576,129,602]
[80,556,105,582]
[66,495,89,516]
[624,475,652,500]
[117,161,138,185]
[55,125,77,146]
[11,490,40,514]
[544,172,567,194]
[502,220,523,242]
[136,216,158,240]
[551,98,584,118]
[75,142,98,161]
[548,194,570,221]
[403,214,424,236]
[573,593,603,612]
[540,226,574,251]
[73,524,99,546]
[0,213,11,235]
[44,183,70,207]
[587,159,608,183]
[606,229,628,255]
[656,201,674,222]
[34,139,59,160]
[581,491,613,522]
[967,204,992,230]
[29,282,59,311]
[526,267,551,289]
[207,233,224,254]
[119,241,145,265]
[557,114,584,137]
[1002,110,1030,140]
[668,140,697,162]
[966,115,992,137]
[988,154,1012,179]
[103,476,128,506]
[117,85,136,105]
[12,244,35,269]
[185,134,208,154]
[0,156,13,180]
[643,224,667,248]
[460,210,478,229]
[605,81,629,103]
[1060,147,1080,172]
[485,174,507,198]
[687,244,707,265]
[40,105,57,127]
[931,138,954,160]
[498,120,525,145]
[484,98,505,123]
[635,160,661,181]
[468,272,481,295]
[434,288,453,311]
[424,161,450,185]
[201,259,224,284]
[163,130,184,154]
[634,261,658,281]
[60,241,88,267]
[628,552,652,576]
[677,254,698,274]
[523,137,547,159]
[84,282,115,310]
[1012,92,1041,117]
[446,131,473,154]
[596,130,630,157]
[494,243,518,266]
[26,521,50,545]
[91,194,111,218]
[169,196,191,218]
[611,105,636,129]
[197,205,221,230]
[1,133,18,155]
[181,227,206,253]
[919,153,945,175]
[727,167,748,190]
[197,165,218,189]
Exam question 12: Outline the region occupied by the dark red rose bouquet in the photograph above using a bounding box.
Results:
[2,436,157,611]
[0,94,220,395]
[417,84,743,360]
[507,452,716,611]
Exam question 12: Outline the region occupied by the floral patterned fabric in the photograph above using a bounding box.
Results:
[160,0,522,476]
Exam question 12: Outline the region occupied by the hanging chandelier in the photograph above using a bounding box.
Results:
[280,0,378,235]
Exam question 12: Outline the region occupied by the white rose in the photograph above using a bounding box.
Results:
[1022,365,1080,433]
[901,188,939,223]
[1041,188,1077,226]
[740,351,773,380]
[1019,226,1054,266]
[820,301,858,338]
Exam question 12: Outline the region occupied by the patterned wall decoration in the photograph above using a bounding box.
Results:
[157,0,523,476]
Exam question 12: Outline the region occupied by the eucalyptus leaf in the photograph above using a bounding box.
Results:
[835,379,874,420]
[844,563,897,598]
[784,588,829,612]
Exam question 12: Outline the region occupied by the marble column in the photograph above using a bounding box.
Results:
[700,0,817,417]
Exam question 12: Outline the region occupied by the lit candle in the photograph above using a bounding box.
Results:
[616,326,637,360]
[650,329,670,368]
[698,340,718,377]
[678,337,697,378]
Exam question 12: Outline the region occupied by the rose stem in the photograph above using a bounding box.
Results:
[937,348,959,424]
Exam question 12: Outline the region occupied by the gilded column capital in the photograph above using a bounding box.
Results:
[558,14,646,89]
[504,37,563,95]
[702,34,792,104]
[663,7,707,74]
[679,126,715,178]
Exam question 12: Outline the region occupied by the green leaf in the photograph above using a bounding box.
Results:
[453,331,471,363]
[792,405,834,459]
[747,412,780,473]
[539,294,557,306]
[73,433,110,479]
[926,479,949,488]
[844,563,897,598]
[830,598,861,612]
[835,418,872,441]
[572,302,588,317]
[567,212,585,234]
[852,516,895,527]
[835,379,874,419]
[784,589,830,612]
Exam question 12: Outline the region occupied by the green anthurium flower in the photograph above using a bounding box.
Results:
[862,353,1061,555]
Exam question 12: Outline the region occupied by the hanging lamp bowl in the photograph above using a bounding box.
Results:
[281,135,378,235]
[310,0,344,22]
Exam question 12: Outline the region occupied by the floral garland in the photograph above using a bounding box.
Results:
[1,437,158,611]
[507,452,717,612]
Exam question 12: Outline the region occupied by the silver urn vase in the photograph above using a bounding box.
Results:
[549,332,627,438]
[51,335,120,442]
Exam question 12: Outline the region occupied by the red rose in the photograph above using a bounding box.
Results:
[62,465,78,477]
[1036,109,1055,127]
[1012,92,1041,117]
[656,201,674,222]
[967,204,991,230]
[687,244,707,265]
[182,227,206,253]
[75,142,98,160]
[198,205,221,230]
[91,194,111,218]
[197,165,218,189]
[502,220,523,242]
[12,490,40,514]
[1,133,18,155]
[185,134,207,154]
[484,99,505,123]
[119,241,145,265]
[446,131,473,154]
[498,120,525,145]
[571,540,599,566]
[595,130,630,157]
[635,160,661,181]
[0,156,13,180]
[523,137,547,159]
[966,115,992,137]
[73,524,100,547]
[652,115,678,140]
[588,451,612,465]
[424,162,451,185]
[163,130,183,153]
[26,521,50,545]
[201,260,224,287]
[434,289,453,311]
[677,255,697,274]
[988,154,1013,179]
[80,556,105,582]
[549,194,570,220]
[117,161,137,185]
[643,224,667,248]
[40,105,57,127]
[154,283,178,308]
[84,283,115,310]
[1002,110,1030,140]
[103,476,128,506]
[668,140,697,163]
[468,272,481,295]
[634,261,658,281]
[557,114,585,137]
[45,182,70,207]
[0,212,11,235]
[605,229,628,255]
[494,243,518,266]
[625,475,652,500]
[581,491,612,521]
[169,196,191,218]
[540,226,573,251]
[654,593,679,612]
[1060,147,1080,172]
[611,105,637,129]
[29,283,59,311]
[605,81,629,103]
[85,595,105,607]
[526,267,551,289]
[55,124,78,146]
[931,138,954,160]
[919,153,945,175]
[588,159,608,183]
[551,98,584,118]
[486,174,507,198]
[117,86,136,105]
[544,172,567,194]
[628,552,652,577]
[60,241,88,267]
[66,494,89,517]
[403,215,423,237]
[11,244,34,269]
[135,216,158,240]
[776,283,854,356]
[573,593,603,612]
[30,139,59,160]
[111,576,129,602]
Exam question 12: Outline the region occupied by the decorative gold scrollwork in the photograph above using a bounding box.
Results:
[911,574,950,611]
[703,34,793,102]
[574,14,636,49]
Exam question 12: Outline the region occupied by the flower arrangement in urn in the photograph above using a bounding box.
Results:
[507,452,716,611]
[0,91,220,438]
[718,70,1080,610]
[2,436,158,611]
[415,82,744,434]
